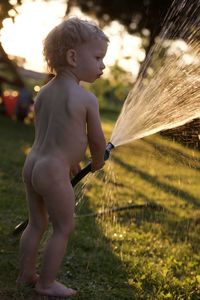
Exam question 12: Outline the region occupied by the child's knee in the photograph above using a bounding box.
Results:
[63,220,75,236]
[30,216,48,234]
[54,219,75,237]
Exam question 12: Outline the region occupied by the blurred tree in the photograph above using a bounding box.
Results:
[0,0,24,87]
[66,0,174,75]
[66,0,199,78]
[0,0,22,30]
[67,0,173,39]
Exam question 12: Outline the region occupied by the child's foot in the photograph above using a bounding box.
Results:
[35,280,77,298]
[16,273,39,287]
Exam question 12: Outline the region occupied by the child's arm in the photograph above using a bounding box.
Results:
[86,94,106,172]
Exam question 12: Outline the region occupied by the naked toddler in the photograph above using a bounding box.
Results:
[16,17,109,297]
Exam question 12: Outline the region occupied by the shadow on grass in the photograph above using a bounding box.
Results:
[62,195,137,299]
[113,193,200,254]
[0,198,137,300]
[143,137,200,171]
[113,155,200,209]
[111,155,200,252]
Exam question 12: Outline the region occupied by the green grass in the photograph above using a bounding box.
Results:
[0,114,200,300]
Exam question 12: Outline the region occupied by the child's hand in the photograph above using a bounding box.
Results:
[70,164,81,178]
[91,160,105,173]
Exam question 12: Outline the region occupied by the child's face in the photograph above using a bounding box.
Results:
[75,38,108,83]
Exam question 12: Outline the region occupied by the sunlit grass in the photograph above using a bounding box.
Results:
[0,115,200,299]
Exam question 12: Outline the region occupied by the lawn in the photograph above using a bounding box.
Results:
[0,114,200,300]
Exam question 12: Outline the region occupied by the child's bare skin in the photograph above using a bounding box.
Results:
[36,281,77,297]
[16,273,39,287]
[17,18,108,298]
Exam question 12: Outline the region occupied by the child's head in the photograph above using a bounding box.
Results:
[43,17,109,77]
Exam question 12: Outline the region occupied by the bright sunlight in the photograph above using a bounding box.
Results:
[0,0,144,77]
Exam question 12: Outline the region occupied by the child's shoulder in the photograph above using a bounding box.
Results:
[78,86,98,105]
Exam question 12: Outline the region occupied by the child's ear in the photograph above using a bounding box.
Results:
[66,49,77,67]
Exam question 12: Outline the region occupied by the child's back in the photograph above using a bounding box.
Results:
[23,74,90,192]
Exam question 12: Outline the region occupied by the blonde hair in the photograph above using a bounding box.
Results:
[43,17,109,73]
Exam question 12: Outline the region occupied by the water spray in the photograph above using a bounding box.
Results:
[13,142,115,235]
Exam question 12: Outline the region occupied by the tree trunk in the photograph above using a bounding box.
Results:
[0,43,25,87]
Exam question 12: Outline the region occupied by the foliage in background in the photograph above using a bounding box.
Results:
[69,0,173,33]
[66,0,174,45]
[83,63,133,113]
[0,0,22,30]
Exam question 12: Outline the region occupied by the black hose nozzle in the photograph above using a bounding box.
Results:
[104,142,115,161]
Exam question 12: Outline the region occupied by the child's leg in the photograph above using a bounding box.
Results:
[35,180,77,297]
[17,182,48,285]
